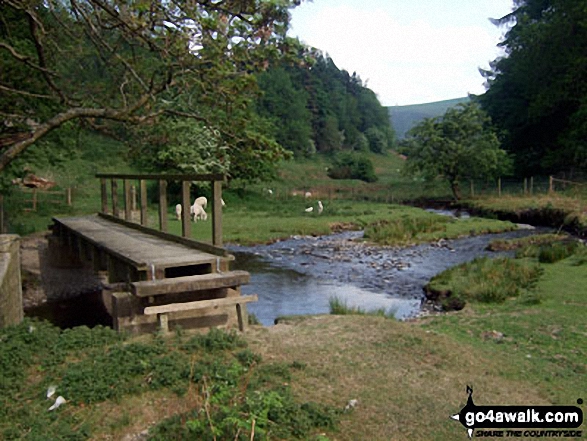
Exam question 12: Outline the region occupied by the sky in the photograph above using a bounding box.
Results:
[288,0,514,106]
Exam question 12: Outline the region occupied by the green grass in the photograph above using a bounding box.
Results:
[463,194,587,234]
[363,211,516,246]
[423,252,587,406]
[487,233,568,251]
[0,323,339,440]
[328,297,396,318]
[426,257,544,309]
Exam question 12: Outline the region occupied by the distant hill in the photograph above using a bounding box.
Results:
[388,97,470,140]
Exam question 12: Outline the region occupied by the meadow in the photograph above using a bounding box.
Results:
[3,150,586,439]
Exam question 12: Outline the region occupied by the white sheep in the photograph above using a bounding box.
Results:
[191,203,207,221]
[305,206,313,213]
[317,200,323,214]
[194,196,207,209]
[304,191,312,199]
[175,203,182,220]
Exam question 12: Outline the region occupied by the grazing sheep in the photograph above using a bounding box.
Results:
[221,198,226,207]
[194,196,207,209]
[305,206,313,213]
[304,191,312,199]
[317,200,323,214]
[175,203,182,220]
[192,203,207,221]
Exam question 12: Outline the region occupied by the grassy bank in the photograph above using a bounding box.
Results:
[463,194,587,236]
[246,244,587,440]
[160,198,515,246]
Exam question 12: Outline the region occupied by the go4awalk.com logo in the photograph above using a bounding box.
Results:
[450,386,584,438]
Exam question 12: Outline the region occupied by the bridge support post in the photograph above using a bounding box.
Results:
[0,235,23,328]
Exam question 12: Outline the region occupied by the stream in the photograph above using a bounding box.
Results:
[24,211,551,329]
[229,222,550,326]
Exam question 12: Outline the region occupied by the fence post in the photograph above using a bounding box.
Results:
[549,176,554,194]
[181,180,191,238]
[212,180,223,247]
[130,185,137,211]
[470,180,475,197]
[498,178,502,197]
[124,179,132,221]
[158,180,168,233]
[530,176,534,195]
[139,180,147,226]
[111,179,119,217]
[524,178,527,195]
[65,187,73,207]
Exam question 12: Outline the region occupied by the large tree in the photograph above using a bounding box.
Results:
[0,0,299,176]
[479,0,587,175]
[402,103,511,200]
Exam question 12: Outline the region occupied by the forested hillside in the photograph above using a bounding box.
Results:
[256,54,395,157]
[0,0,393,190]
[388,97,469,139]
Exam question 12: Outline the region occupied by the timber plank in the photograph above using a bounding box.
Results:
[144,294,258,315]
[132,271,250,297]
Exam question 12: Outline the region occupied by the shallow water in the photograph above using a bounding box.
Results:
[229,226,550,326]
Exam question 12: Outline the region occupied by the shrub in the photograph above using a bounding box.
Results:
[538,241,579,263]
[327,152,378,183]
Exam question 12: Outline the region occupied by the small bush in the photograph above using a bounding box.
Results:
[327,152,378,183]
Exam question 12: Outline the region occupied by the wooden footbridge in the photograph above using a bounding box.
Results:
[49,173,256,335]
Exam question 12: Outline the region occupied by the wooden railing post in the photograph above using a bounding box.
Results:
[66,187,73,207]
[498,178,502,197]
[140,179,147,226]
[130,185,137,211]
[124,179,132,221]
[159,180,168,233]
[549,176,554,194]
[100,179,107,213]
[111,179,119,217]
[181,180,191,238]
[212,180,223,247]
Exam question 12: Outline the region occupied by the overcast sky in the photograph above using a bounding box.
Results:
[288,0,514,106]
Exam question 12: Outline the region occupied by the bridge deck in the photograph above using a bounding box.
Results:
[53,215,224,275]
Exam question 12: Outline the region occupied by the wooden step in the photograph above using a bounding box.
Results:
[144,294,258,332]
[131,270,250,297]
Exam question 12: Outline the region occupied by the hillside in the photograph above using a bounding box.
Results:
[388,96,470,139]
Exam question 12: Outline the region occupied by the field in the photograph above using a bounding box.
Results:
[3,150,587,439]
[3,243,586,440]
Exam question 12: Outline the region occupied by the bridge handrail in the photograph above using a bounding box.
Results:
[96,173,226,181]
[96,172,226,246]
